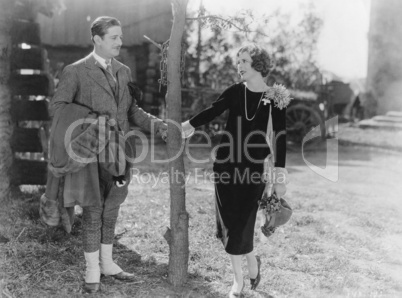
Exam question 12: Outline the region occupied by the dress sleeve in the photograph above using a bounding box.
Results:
[271,105,287,168]
[189,83,237,128]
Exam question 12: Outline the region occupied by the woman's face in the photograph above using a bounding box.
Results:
[237,51,260,81]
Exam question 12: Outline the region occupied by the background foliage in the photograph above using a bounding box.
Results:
[184,3,324,92]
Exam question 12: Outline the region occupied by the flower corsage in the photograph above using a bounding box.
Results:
[263,83,292,110]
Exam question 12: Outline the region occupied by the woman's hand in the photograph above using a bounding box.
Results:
[181,120,195,139]
[272,167,288,197]
[272,183,286,197]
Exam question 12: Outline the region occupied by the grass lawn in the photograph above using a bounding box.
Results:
[1,138,402,297]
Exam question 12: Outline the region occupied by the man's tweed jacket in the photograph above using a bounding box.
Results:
[42,53,164,231]
[51,53,163,140]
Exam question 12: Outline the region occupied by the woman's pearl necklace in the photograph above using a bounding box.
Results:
[244,84,267,121]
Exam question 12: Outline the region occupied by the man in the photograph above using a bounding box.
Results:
[50,16,167,293]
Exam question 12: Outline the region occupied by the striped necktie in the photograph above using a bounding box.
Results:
[103,61,117,98]
[105,62,116,82]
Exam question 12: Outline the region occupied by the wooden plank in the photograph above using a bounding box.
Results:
[11,20,41,45]
[10,47,48,70]
[39,124,50,159]
[11,127,43,153]
[10,159,48,185]
[11,100,50,121]
[9,74,53,96]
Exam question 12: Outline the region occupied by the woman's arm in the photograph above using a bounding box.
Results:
[272,106,287,168]
[271,105,288,196]
[182,84,237,138]
[189,84,237,128]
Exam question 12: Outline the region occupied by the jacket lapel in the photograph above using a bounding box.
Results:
[85,54,114,98]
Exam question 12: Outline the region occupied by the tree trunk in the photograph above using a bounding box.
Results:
[195,0,203,86]
[164,0,189,287]
[0,0,14,202]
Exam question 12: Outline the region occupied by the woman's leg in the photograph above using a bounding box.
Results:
[229,254,244,292]
[245,251,258,279]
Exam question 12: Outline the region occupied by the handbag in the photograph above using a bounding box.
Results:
[258,191,292,237]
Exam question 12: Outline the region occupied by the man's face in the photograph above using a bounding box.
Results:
[94,26,123,60]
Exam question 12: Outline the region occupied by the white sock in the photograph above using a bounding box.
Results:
[100,244,122,275]
[84,251,100,283]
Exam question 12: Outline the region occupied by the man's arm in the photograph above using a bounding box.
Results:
[50,65,78,118]
[127,82,166,137]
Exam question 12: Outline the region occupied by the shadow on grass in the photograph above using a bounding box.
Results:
[103,239,225,297]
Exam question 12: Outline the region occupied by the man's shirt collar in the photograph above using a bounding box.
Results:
[93,51,111,69]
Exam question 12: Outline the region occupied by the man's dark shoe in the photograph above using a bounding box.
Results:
[82,282,100,294]
[107,271,135,281]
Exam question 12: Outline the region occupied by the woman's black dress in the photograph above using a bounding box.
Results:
[189,82,287,255]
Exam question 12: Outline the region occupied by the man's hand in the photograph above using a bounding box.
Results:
[181,120,195,139]
[158,123,168,142]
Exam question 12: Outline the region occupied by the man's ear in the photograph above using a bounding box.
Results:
[93,35,102,44]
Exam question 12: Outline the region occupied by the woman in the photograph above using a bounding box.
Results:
[182,43,290,297]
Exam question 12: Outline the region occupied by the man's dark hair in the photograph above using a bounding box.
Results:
[237,43,273,77]
[91,16,121,43]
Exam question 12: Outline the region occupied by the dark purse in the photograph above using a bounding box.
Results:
[258,192,292,237]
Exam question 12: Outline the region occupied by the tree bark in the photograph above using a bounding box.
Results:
[165,0,189,287]
[0,0,14,202]
[195,0,203,86]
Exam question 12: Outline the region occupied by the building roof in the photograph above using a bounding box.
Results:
[37,0,172,47]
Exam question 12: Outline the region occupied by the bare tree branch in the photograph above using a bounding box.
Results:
[186,15,268,37]
[187,15,245,31]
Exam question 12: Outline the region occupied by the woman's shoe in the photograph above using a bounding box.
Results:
[250,255,261,290]
[229,280,245,298]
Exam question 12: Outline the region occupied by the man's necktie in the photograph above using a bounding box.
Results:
[104,62,117,96]
[105,62,116,82]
